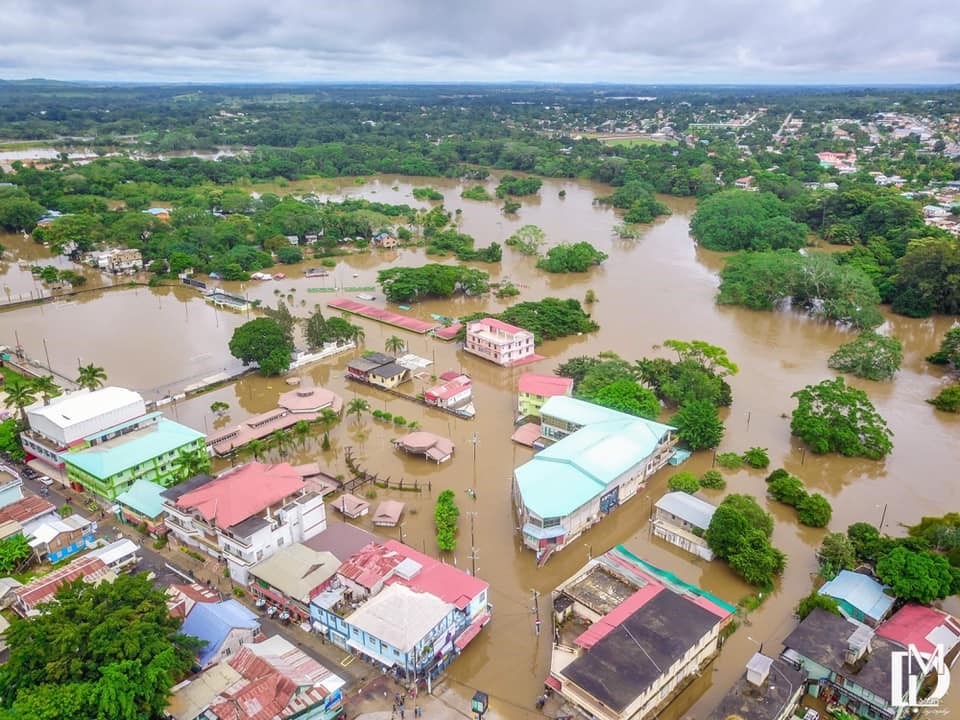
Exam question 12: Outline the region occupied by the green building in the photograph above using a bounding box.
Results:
[62,414,207,500]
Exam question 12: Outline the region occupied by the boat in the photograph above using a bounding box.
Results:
[356,293,375,301]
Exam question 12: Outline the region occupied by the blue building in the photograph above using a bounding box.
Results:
[181,599,261,669]
[818,570,894,627]
[23,514,96,563]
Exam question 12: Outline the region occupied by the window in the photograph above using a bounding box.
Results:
[543,517,561,528]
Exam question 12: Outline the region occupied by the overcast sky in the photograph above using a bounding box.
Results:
[1,0,958,84]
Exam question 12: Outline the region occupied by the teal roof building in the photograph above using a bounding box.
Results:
[513,397,676,562]
[115,479,168,533]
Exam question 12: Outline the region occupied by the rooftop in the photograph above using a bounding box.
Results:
[62,417,205,479]
[337,542,403,590]
[115,479,166,519]
[14,555,113,613]
[518,373,574,397]
[706,654,806,720]
[425,375,472,401]
[655,491,717,530]
[170,462,304,531]
[181,599,261,667]
[561,590,722,713]
[27,386,144,430]
[382,540,488,610]
[540,394,630,426]
[249,544,339,604]
[303,521,382,563]
[395,431,455,462]
[347,353,395,373]
[818,570,894,622]
[0,495,56,524]
[372,500,405,526]
[876,604,960,657]
[347,583,454,653]
[372,361,408,379]
[468,317,528,336]
[561,565,640,616]
[332,493,370,517]
[277,386,343,414]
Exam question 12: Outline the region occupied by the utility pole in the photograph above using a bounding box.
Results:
[399,522,405,545]
[532,589,541,637]
[468,512,478,577]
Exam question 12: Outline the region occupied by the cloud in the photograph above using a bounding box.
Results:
[0,0,957,83]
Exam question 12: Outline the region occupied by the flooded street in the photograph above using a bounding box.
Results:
[2,175,959,718]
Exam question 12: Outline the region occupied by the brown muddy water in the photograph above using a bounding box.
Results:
[2,175,960,718]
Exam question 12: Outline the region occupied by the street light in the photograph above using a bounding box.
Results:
[747,635,764,654]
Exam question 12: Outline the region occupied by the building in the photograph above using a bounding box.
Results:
[372,500,404,527]
[0,577,23,609]
[735,175,755,189]
[464,318,535,366]
[707,653,806,720]
[345,353,410,389]
[513,397,676,562]
[12,554,115,616]
[423,373,473,413]
[310,540,490,682]
[549,546,735,720]
[162,462,327,584]
[21,387,147,468]
[817,570,894,627]
[0,469,23,509]
[249,543,340,623]
[780,608,915,720]
[165,635,345,720]
[331,493,370,519]
[89,537,140,572]
[652,492,717,561]
[61,414,207,500]
[181,599,262,669]
[167,582,219,619]
[875,604,960,660]
[0,495,57,528]
[89,248,144,274]
[394,431,455,463]
[115,479,168,535]
[23,513,96,563]
[303,521,382,563]
[517,373,574,418]
[373,232,399,249]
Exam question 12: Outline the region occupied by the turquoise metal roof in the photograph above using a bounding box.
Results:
[540,395,630,426]
[62,418,205,480]
[115,479,167,519]
[515,412,676,519]
[818,570,894,622]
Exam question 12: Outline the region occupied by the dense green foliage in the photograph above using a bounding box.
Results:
[766,467,833,528]
[718,250,883,329]
[412,187,444,201]
[461,185,493,201]
[0,574,197,720]
[742,447,770,468]
[699,470,726,490]
[496,175,542,198]
[929,385,960,412]
[671,400,724,450]
[589,379,661,419]
[228,317,293,376]
[304,308,362,349]
[0,418,25,461]
[0,534,31,574]
[377,264,489,302]
[796,591,842,620]
[690,191,809,251]
[462,298,598,343]
[536,242,608,273]
[817,532,857,577]
[797,494,834,528]
[597,181,670,223]
[425,229,501,262]
[706,494,784,588]
[876,546,957,604]
[634,357,733,408]
[790,377,893,458]
[434,489,460,551]
[667,471,701,494]
[828,332,902,381]
[889,238,960,317]
[275,246,303,264]
[715,452,744,469]
[504,224,545,255]
[927,327,960,369]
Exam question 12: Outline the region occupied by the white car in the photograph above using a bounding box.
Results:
[38,476,54,487]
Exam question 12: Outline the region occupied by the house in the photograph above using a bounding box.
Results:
[248,543,340,623]
[115,479,168,535]
[303,521,382,563]
[310,540,490,681]
[0,469,23,509]
[652,492,717,560]
[331,493,370,519]
[285,235,300,246]
[21,386,147,468]
[162,462,327,584]
[517,373,574,418]
[817,570,894,627]
[780,608,916,720]
[464,318,535,367]
[167,582,220,619]
[394,431,455,463]
[735,175,755,189]
[12,554,115,616]
[513,397,676,562]
[372,500,404,527]
[144,207,171,221]
[0,495,57,527]
[706,653,806,720]
[875,604,960,660]
[88,537,140,572]
[181,599,262,669]
[423,373,473,412]
[23,513,97,563]
[165,635,346,720]
[549,546,735,720]
[373,232,399,249]
[0,577,24,609]
[90,248,144,274]
[61,414,207,500]
[345,353,411,389]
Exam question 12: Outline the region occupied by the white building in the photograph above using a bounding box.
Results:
[21,387,147,467]
[463,318,535,367]
[161,462,327,584]
[652,492,717,561]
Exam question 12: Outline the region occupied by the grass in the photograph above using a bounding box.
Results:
[598,136,677,147]
[0,139,59,150]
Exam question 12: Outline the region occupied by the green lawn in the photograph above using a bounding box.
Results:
[600,136,677,147]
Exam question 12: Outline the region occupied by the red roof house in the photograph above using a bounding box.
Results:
[13,555,112,616]
[877,604,960,658]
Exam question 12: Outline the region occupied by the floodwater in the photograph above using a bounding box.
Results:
[2,174,960,718]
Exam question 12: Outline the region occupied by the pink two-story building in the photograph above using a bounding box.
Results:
[464,318,535,367]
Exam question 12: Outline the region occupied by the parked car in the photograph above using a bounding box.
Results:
[38,476,54,486]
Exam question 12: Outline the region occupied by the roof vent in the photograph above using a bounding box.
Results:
[394,558,422,580]
[846,625,873,664]
[746,653,773,688]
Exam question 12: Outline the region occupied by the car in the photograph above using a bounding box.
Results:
[21,468,39,480]
[38,476,54,486]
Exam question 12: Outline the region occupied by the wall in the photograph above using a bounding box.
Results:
[26,395,146,446]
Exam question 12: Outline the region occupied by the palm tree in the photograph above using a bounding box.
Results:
[351,326,366,347]
[314,407,340,451]
[385,335,406,355]
[270,428,289,457]
[3,377,37,424]
[76,364,107,391]
[243,439,266,462]
[292,420,311,448]
[172,449,211,482]
[31,375,61,406]
[346,398,370,422]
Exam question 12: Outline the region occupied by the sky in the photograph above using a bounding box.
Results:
[1,0,958,84]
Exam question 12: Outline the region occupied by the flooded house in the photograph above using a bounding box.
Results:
[464,318,536,367]
[651,491,717,561]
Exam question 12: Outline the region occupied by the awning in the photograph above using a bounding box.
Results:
[545,676,562,692]
[454,612,491,651]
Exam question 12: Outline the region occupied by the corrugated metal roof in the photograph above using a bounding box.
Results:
[115,479,166,518]
[818,570,894,622]
[654,492,716,530]
[182,600,260,667]
[249,544,339,604]
[348,583,454,653]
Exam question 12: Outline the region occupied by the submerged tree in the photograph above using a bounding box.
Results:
[790,377,893,459]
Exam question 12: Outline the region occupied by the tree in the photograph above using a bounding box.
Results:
[796,591,842,620]
[536,242,608,273]
[667,472,700,494]
[705,504,749,560]
[699,470,726,489]
[555,356,601,385]
[385,335,406,355]
[584,289,597,304]
[927,327,960,369]
[0,418,25,461]
[724,494,775,537]
[76,364,107,391]
[305,308,328,350]
[817,533,856,576]
[3,377,37,424]
[347,397,370,422]
[315,407,340,450]
[891,237,960,317]
[828,332,903,381]
[672,400,724,450]
[797,493,833,528]
[929,385,960,412]
[292,419,311,448]
[0,573,197,720]
[0,534,32,574]
[434,489,460,551]
[790,377,893,459]
[504,225,546,256]
[768,475,807,506]
[30,375,60,406]
[171,449,210,483]
[663,340,739,377]
[496,175,542,198]
[210,401,229,416]
[228,318,293,375]
[742,447,770,469]
[270,428,289,457]
[591,380,660,419]
[276,246,303,264]
[728,529,786,588]
[875,546,956,603]
[243,438,266,462]
[847,522,882,563]
[690,190,809,251]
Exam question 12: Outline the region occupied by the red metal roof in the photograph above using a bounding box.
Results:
[175,462,304,530]
[518,373,574,397]
[575,584,664,649]
[876,604,960,655]
[382,539,488,610]
[0,495,55,524]
[510,423,542,447]
[15,555,109,613]
[454,611,491,651]
[337,542,404,590]
[424,374,471,401]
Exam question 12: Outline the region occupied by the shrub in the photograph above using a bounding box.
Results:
[372,409,383,419]
[716,452,744,469]
[742,447,770,469]
[928,385,960,412]
[321,258,337,267]
[699,470,726,489]
[668,472,700,494]
[435,489,460,552]
[796,591,841,620]
[797,493,833,528]
[393,416,407,426]
[768,475,807,506]
[380,412,393,422]
[766,468,790,483]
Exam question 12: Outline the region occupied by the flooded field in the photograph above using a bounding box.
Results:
[2,175,959,718]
